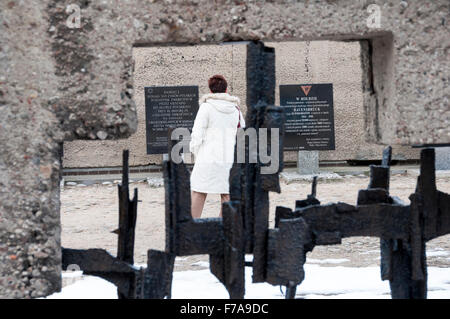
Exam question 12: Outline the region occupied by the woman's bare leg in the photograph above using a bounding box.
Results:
[219,194,230,217]
[191,191,207,218]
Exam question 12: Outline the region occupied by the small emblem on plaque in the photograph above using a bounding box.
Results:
[301,85,312,96]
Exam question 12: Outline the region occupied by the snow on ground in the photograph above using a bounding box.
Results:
[306,258,349,264]
[47,276,117,299]
[427,250,450,257]
[46,264,450,299]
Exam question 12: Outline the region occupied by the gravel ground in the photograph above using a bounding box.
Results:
[60,173,450,271]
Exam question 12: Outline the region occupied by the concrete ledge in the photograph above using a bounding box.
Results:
[280,172,343,184]
[63,172,161,184]
[63,165,162,176]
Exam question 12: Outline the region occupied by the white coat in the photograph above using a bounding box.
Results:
[189,93,245,194]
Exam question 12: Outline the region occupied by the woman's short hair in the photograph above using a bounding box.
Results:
[208,75,227,93]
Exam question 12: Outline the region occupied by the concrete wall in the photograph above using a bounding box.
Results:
[63,44,247,167]
[267,41,419,162]
[63,41,418,168]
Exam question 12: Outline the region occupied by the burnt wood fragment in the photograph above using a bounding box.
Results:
[357,188,392,205]
[259,106,284,193]
[420,148,439,241]
[243,160,256,254]
[163,151,224,256]
[252,106,271,282]
[266,217,310,287]
[382,146,392,166]
[62,140,450,300]
[251,104,285,283]
[368,165,390,191]
[176,219,224,255]
[295,176,320,209]
[246,41,275,113]
[275,206,297,228]
[61,150,141,299]
[251,170,269,282]
[359,147,397,288]
[62,248,138,298]
[242,41,276,262]
[436,191,450,238]
[116,150,139,298]
[164,130,225,256]
[210,201,245,299]
[298,203,410,243]
[144,250,175,299]
[117,150,138,265]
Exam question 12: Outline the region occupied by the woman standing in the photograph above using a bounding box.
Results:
[189,75,245,218]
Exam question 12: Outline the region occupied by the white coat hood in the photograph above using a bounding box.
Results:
[199,93,240,114]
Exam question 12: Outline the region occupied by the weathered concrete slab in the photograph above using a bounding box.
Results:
[297,151,319,175]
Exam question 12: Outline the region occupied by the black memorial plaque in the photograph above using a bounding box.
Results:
[145,86,199,154]
[280,83,335,151]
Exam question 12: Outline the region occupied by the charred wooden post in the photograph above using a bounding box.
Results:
[252,105,280,283]
[266,217,311,299]
[418,148,450,245]
[61,150,141,299]
[164,128,230,295]
[162,41,286,297]
[274,176,319,299]
[143,249,175,299]
[62,143,450,300]
[62,150,178,299]
[61,248,139,297]
[382,145,392,166]
[311,176,318,198]
[286,147,449,299]
[61,73,449,301]
[210,201,246,299]
[163,153,224,256]
[246,41,275,112]
[380,148,422,298]
[275,177,321,229]
[228,104,285,285]
[116,150,139,299]
[384,148,440,298]
[357,147,396,290]
[356,146,420,298]
[374,147,448,299]
[244,41,277,283]
[295,176,320,210]
[164,127,223,256]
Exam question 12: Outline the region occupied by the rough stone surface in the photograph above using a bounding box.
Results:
[1,0,449,298]
[436,147,450,170]
[0,1,64,299]
[297,151,320,175]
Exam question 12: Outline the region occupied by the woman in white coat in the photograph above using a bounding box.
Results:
[189,75,245,218]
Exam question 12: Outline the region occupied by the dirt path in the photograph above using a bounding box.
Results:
[61,174,450,271]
